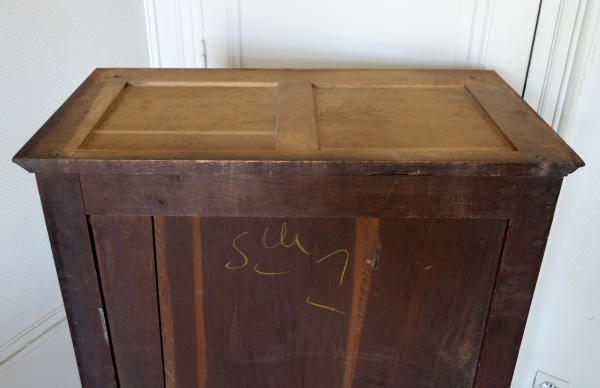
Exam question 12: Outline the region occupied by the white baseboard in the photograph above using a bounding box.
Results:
[0,307,69,379]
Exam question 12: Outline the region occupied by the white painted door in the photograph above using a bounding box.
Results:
[201,0,542,93]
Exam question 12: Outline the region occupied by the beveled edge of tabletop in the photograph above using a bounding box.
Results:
[13,68,584,177]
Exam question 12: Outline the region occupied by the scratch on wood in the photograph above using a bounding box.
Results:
[98,308,109,344]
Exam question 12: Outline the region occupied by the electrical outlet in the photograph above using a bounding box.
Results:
[533,371,569,388]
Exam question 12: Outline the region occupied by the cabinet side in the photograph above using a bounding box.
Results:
[36,173,117,388]
[475,177,563,387]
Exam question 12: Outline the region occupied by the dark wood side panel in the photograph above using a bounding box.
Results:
[352,218,507,387]
[475,178,563,387]
[80,174,519,219]
[36,173,117,388]
[90,216,164,388]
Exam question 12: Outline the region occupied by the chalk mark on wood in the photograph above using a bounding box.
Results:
[306,297,346,315]
[262,222,309,255]
[253,264,290,276]
[226,232,249,269]
[316,249,350,286]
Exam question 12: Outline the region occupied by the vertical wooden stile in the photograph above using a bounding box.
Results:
[275,83,319,151]
[155,217,207,388]
[475,178,563,387]
[91,215,164,388]
[343,218,380,388]
[36,174,118,388]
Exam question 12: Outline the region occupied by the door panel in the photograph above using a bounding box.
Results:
[150,217,506,387]
[353,218,506,387]
[91,215,164,388]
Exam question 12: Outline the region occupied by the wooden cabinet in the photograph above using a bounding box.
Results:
[14,69,583,388]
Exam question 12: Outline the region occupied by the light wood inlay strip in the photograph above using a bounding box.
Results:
[62,81,127,156]
[193,218,207,388]
[343,218,380,388]
[275,83,319,151]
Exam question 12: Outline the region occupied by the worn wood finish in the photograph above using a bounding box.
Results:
[154,217,206,388]
[13,69,583,177]
[352,218,507,387]
[16,154,581,177]
[17,69,584,388]
[80,84,278,151]
[275,83,319,151]
[79,174,520,219]
[343,218,380,388]
[466,83,574,162]
[148,217,508,387]
[201,218,354,387]
[475,178,563,387]
[62,82,126,156]
[90,215,164,388]
[315,85,514,151]
[36,174,117,388]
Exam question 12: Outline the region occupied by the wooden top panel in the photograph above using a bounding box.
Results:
[315,86,514,151]
[80,84,278,151]
[13,69,583,177]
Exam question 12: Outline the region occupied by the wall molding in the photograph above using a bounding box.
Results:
[0,307,69,379]
[144,0,206,68]
[201,0,241,68]
[455,0,497,69]
[226,0,242,68]
[524,0,583,127]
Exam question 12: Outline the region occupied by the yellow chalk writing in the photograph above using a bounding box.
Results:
[253,264,290,276]
[262,222,309,255]
[316,249,349,286]
[306,297,345,315]
[226,232,249,269]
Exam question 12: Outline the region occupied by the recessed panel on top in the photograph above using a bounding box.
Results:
[315,86,516,151]
[80,84,278,151]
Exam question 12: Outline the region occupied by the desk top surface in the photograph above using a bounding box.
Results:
[13,69,583,177]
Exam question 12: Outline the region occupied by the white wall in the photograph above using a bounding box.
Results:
[200,0,541,93]
[0,0,150,375]
[513,1,600,386]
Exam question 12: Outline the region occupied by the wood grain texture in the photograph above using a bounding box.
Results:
[466,83,583,165]
[352,218,507,387]
[202,218,355,387]
[155,217,206,388]
[343,219,380,388]
[475,178,563,387]
[315,86,514,150]
[90,215,164,388]
[275,83,319,151]
[80,84,277,152]
[17,153,580,177]
[13,69,583,178]
[62,82,126,156]
[79,174,519,219]
[35,174,117,388]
